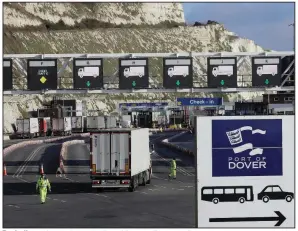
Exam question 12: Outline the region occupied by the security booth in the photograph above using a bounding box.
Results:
[169,107,185,127]
[137,108,153,128]
[235,102,268,115]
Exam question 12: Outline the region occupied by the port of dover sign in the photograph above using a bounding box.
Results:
[196,115,294,228]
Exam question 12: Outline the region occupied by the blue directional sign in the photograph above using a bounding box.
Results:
[212,119,283,177]
[176,98,222,106]
[119,102,168,108]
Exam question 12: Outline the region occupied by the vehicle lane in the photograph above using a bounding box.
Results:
[3,131,196,228]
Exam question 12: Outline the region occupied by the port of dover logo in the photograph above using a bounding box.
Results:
[212,119,283,177]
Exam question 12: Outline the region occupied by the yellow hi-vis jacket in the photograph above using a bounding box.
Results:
[170,159,176,170]
[36,177,51,191]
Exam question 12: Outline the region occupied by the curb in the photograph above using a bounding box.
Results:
[160,131,195,156]
[3,133,90,157]
[58,139,86,176]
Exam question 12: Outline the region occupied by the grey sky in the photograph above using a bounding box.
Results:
[183,2,295,51]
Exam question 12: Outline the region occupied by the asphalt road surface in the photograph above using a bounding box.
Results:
[3,132,196,228]
[169,132,195,153]
[170,132,195,142]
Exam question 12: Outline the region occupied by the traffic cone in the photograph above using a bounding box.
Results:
[40,164,44,174]
[3,164,7,176]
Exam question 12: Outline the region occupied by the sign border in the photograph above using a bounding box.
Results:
[3,58,13,90]
[27,58,58,90]
[118,57,149,90]
[251,56,282,87]
[207,56,237,88]
[73,57,104,89]
[162,56,193,89]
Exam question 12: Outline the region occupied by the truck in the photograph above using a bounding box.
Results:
[256,65,277,76]
[121,115,132,128]
[90,128,152,192]
[78,67,99,78]
[86,116,105,131]
[212,66,233,77]
[52,117,72,136]
[168,66,189,77]
[38,117,51,137]
[16,118,39,138]
[105,116,117,129]
[124,66,144,78]
[71,116,87,133]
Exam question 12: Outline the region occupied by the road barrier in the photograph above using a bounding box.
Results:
[3,133,90,157]
[160,131,195,156]
[58,139,86,176]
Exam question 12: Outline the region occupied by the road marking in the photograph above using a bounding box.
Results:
[13,144,49,180]
[141,192,148,194]
[151,152,195,177]
[95,194,109,198]
[7,204,20,209]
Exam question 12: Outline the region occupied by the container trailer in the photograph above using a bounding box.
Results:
[86,116,105,131]
[90,128,152,192]
[16,118,39,138]
[71,116,87,133]
[52,117,72,136]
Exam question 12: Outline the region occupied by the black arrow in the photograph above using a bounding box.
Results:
[209,211,286,227]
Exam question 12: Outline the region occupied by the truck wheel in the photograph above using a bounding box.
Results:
[128,178,135,192]
[141,176,146,186]
[146,170,152,184]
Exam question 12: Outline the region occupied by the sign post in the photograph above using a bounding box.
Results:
[3,58,13,90]
[73,58,103,89]
[118,58,149,89]
[27,59,58,90]
[196,115,294,228]
[177,97,222,107]
[252,57,281,87]
[207,57,237,88]
[163,57,193,88]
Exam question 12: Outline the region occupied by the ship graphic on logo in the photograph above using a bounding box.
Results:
[226,126,266,156]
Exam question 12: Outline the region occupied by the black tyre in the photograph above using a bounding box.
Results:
[286,195,293,202]
[212,198,219,204]
[262,196,270,203]
[239,197,245,203]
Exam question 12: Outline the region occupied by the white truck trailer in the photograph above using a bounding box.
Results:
[90,128,152,192]
[52,117,72,136]
[105,116,117,129]
[86,116,105,131]
[16,118,39,138]
[71,116,87,133]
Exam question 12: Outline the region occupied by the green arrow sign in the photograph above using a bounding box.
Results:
[220,80,225,86]
[176,80,180,86]
[132,81,136,87]
[265,79,269,85]
[86,81,91,87]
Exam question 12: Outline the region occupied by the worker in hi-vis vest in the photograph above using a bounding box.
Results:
[168,158,177,180]
[36,173,51,204]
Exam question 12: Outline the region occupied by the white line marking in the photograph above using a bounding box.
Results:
[141,192,148,194]
[61,200,66,203]
[152,152,195,177]
[13,144,50,181]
